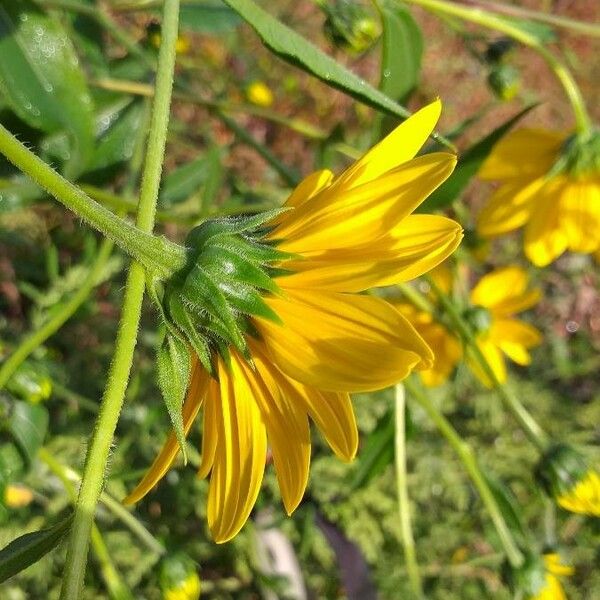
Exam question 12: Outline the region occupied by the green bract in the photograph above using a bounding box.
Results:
[535,443,588,499]
[552,129,600,178]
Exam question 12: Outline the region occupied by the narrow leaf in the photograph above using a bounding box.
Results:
[0,514,73,583]
[157,334,192,461]
[9,401,49,465]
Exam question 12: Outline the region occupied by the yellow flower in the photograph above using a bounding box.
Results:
[4,484,34,508]
[396,265,541,387]
[163,574,201,600]
[557,470,600,517]
[125,101,462,542]
[246,81,274,107]
[529,553,573,600]
[477,128,600,266]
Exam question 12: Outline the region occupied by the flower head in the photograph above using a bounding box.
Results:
[536,443,600,517]
[246,81,274,107]
[477,128,600,266]
[125,101,462,542]
[507,552,573,600]
[396,265,541,387]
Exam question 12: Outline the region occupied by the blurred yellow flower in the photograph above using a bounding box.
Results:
[396,265,541,387]
[530,553,573,600]
[557,469,600,517]
[246,81,274,107]
[477,128,600,266]
[126,100,463,542]
[4,484,34,508]
[467,266,542,386]
[164,574,200,600]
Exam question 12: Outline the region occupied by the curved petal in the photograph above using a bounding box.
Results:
[271,152,456,253]
[243,341,311,515]
[524,178,569,266]
[477,177,545,238]
[416,322,462,387]
[197,377,220,479]
[333,100,442,189]
[489,319,542,366]
[207,354,267,543]
[124,359,209,505]
[561,179,600,253]
[470,266,539,316]
[467,337,507,387]
[256,289,433,393]
[478,128,564,181]
[278,215,462,293]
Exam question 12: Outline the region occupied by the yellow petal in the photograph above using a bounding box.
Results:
[478,128,564,181]
[561,179,600,253]
[477,177,544,238]
[416,322,462,387]
[242,341,311,515]
[207,354,267,543]
[524,178,569,266]
[278,215,462,293]
[256,289,433,393]
[489,318,542,366]
[197,377,220,479]
[124,360,209,505]
[467,337,506,387]
[557,471,600,517]
[470,266,539,317]
[333,99,442,189]
[272,152,457,253]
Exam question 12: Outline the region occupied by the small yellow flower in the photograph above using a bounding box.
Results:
[557,470,600,517]
[126,101,463,542]
[530,553,573,600]
[164,574,201,600]
[468,266,542,386]
[396,265,541,387]
[477,128,600,266]
[246,81,274,107]
[4,484,34,508]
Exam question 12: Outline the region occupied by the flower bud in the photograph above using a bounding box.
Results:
[160,554,200,600]
[503,552,572,600]
[463,305,492,334]
[487,64,521,101]
[246,81,274,107]
[535,443,600,516]
[321,0,380,54]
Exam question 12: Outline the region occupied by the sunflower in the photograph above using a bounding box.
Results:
[530,554,573,600]
[396,265,541,387]
[125,100,463,542]
[477,128,600,266]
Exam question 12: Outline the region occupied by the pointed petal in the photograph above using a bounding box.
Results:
[284,169,334,208]
[477,177,544,238]
[333,100,442,189]
[524,178,569,266]
[207,354,267,543]
[256,289,433,393]
[242,341,311,515]
[124,360,209,504]
[489,318,542,366]
[478,128,564,181]
[272,153,456,253]
[561,179,600,253]
[470,266,539,316]
[278,215,462,293]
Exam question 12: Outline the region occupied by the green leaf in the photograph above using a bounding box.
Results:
[222,0,411,120]
[160,155,212,207]
[0,0,95,175]
[498,16,556,43]
[201,145,224,210]
[0,444,26,484]
[156,333,192,461]
[0,514,73,583]
[180,0,241,34]
[419,104,537,212]
[483,473,529,544]
[8,401,49,465]
[377,1,423,102]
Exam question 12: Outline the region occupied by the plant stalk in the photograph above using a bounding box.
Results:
[404,378,525,568]
[59,2,180,597]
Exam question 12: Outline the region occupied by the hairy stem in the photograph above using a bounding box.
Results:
[59,2,180,597]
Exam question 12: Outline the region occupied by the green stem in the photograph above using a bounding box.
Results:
[402,0,593,134]
[426,276,549,452]
[59,2,180,598]
[0,238,113,390]
[404,378,525,568]
[394,384,424,598]
[397,282,436,315]
[0,124,185,278]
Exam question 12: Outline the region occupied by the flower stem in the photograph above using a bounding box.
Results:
[404,377,525,568]
[0,124,186,278]
[58,2,180,598]
[426,276,550,452]
[0,238,113,391]
[401,0,593,134]
[394,384,424,598]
